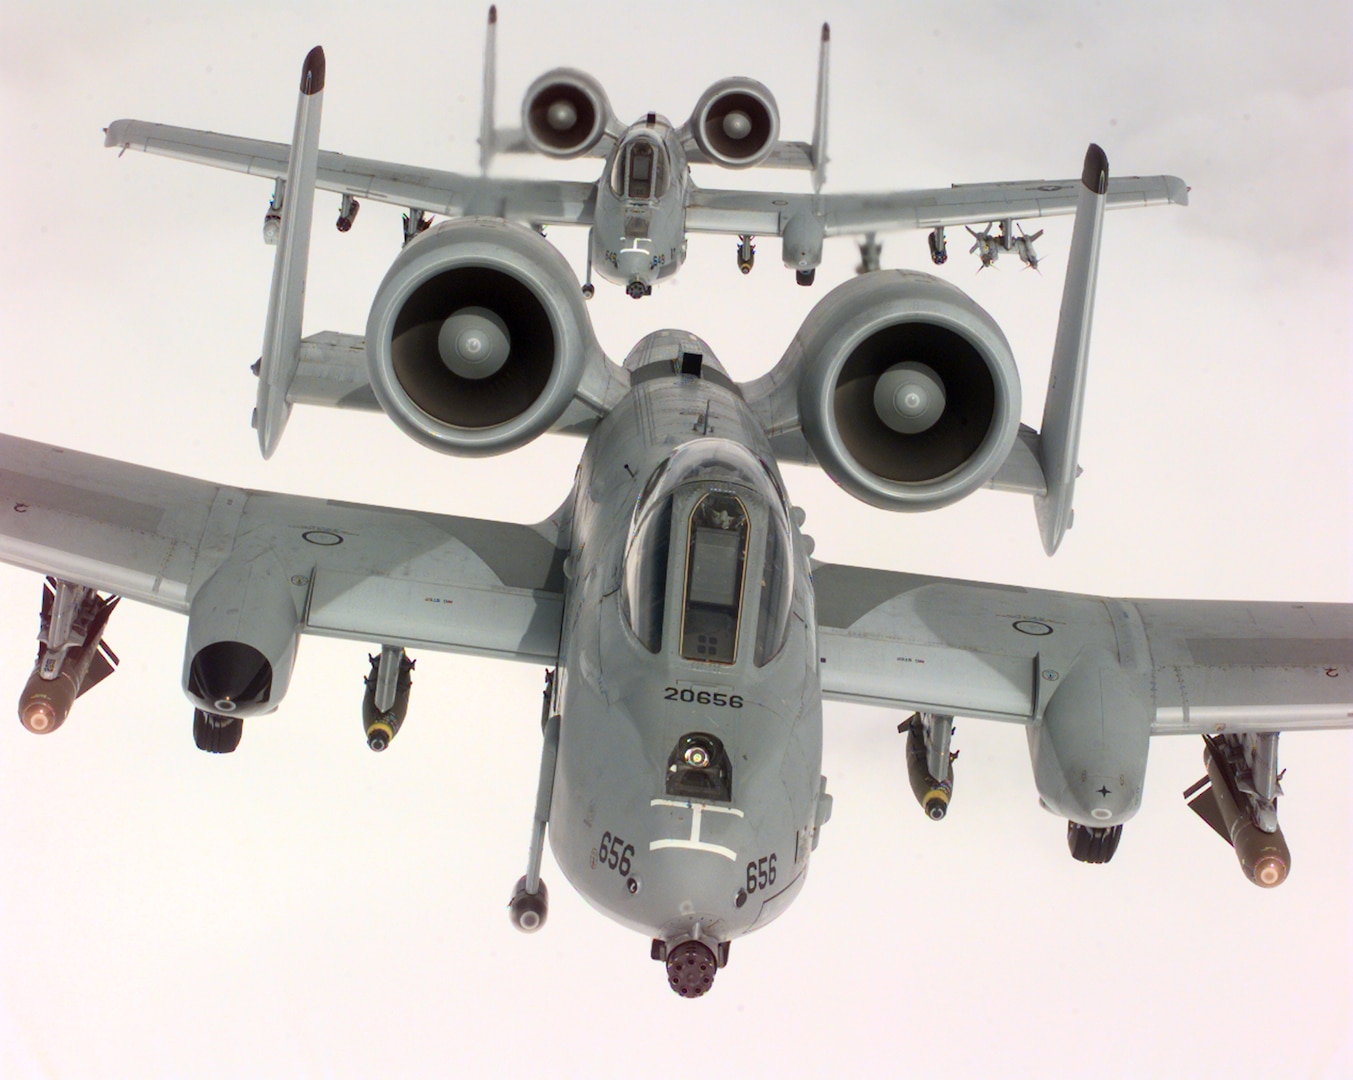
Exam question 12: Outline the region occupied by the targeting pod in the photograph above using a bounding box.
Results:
[362,646,414,751]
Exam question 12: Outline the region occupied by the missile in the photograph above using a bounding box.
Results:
[1185,741,1291,888]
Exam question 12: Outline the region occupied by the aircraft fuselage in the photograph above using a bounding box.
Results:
[547,331,826,956]
[589,117,689,296]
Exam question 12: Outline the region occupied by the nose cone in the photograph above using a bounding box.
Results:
[615,248,652,283]
[18,668,75,734]
[1252,853,1288,888]
[21,699,58,734]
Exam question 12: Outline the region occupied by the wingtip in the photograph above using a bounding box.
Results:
[1081,143,1108,195]
[489,4,497,23]
[301,46,325,95]
[821,22,830,41]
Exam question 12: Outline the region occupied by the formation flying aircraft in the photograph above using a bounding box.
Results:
[4,45,1350,1000]
[103,7,1186,303]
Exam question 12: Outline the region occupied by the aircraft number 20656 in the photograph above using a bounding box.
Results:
[663,686,744,708]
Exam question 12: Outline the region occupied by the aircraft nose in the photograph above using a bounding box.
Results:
[615,248,652,281]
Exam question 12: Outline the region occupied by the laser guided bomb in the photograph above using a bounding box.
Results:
[1185,733,1291,888]
[17,580,119,735]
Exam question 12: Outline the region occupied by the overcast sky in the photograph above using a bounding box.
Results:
[0,2,1349,1077]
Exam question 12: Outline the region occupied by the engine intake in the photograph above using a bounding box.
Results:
[688,78,779,169]
[792,271,1021,511]
[522,68,611,158]
[366,218,599,455]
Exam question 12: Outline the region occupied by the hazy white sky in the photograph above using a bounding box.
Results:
[0,2,1349,1076]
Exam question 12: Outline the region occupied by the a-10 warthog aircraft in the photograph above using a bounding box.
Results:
[103,7,1186,303]
[3,51,1348,998]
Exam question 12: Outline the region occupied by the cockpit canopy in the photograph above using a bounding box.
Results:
[623,440,793,668]
[609,135,670,201]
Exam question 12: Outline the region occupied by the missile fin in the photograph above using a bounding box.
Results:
[1185,780,1232,844]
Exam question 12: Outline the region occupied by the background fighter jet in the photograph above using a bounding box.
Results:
[1,0,1349,1074]
[103,8,1186,301]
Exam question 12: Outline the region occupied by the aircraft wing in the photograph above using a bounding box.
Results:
[104,120,597,226]
[0,434,565,664]
[812,562,1353,734]
[685,173,1187,236]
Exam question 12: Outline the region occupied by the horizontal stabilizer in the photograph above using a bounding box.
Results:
[810,22,830,191]
[286,331,379,411]
[1033,144,1108,555]
[256,45,325,459]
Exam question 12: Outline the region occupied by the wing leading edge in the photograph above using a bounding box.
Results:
[686,173,1187,237]
[104,120,597,227]
[0,434,566,664]
[813,562,1353,735]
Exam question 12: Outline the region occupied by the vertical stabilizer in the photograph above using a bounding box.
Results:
[479,5,498,173]
[255,46,324,459]
[1034,144,1108,554]
[810,23,830,191]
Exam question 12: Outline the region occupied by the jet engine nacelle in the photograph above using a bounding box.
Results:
[521,68,612,159]
[792,271,1021,511]
[183,545,302,719]
[1027,647,1151,827]
[688,78,779,169]
[366,218,599,456]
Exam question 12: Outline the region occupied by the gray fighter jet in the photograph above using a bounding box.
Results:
[103,8,1185,303]
[3,50,1349,998]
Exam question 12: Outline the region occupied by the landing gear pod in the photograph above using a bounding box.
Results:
[182,545,302,721]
